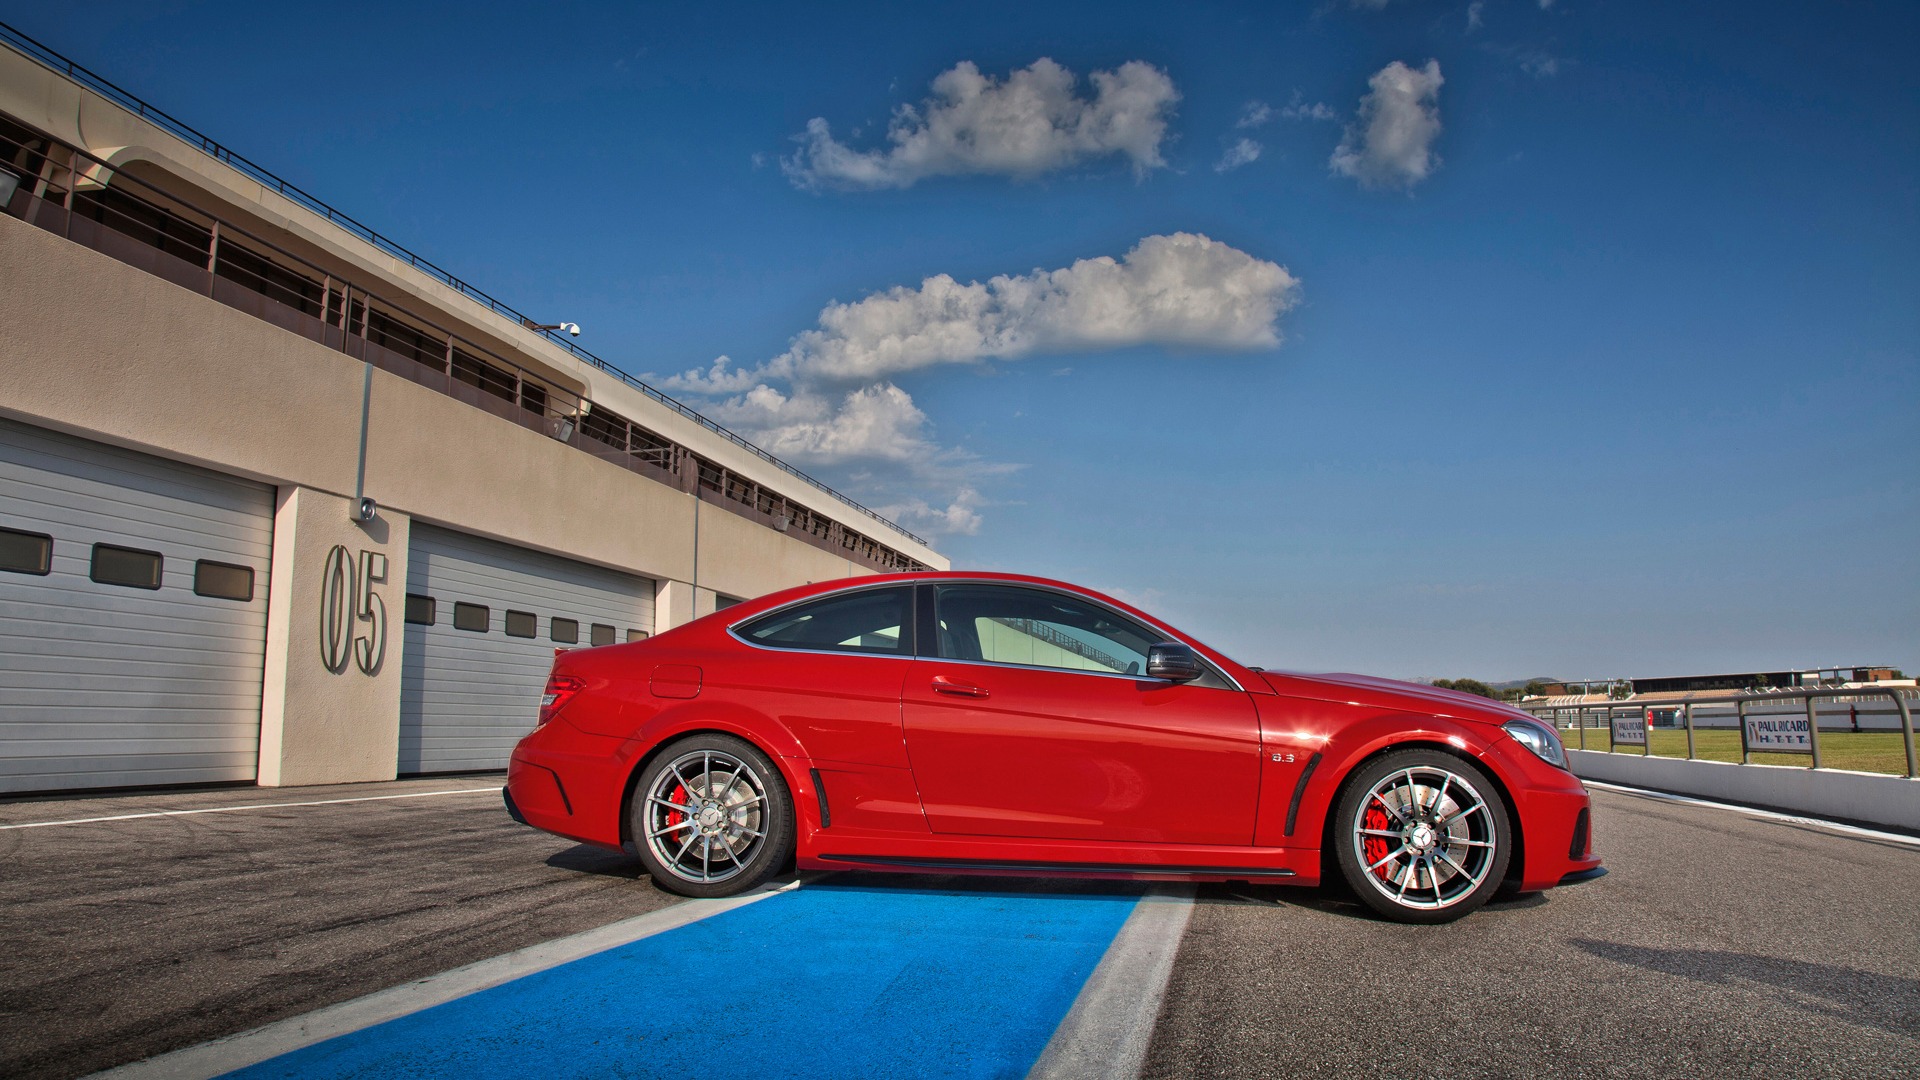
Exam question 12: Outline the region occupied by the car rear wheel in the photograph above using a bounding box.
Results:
[1333,749,1511,924]
[630,734,793,898]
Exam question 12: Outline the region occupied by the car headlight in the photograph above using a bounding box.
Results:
[1503,718,1568,769]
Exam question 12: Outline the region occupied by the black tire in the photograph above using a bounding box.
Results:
[629,733,793,898]
[1332,749,1511,924]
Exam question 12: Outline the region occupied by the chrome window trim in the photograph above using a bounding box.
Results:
[905,652,1240,692]
[726,577,1245,692]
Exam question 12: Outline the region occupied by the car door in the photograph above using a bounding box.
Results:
[900,583,1262,846]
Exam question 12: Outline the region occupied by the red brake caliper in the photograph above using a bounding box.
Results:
[1363,806,1393,879]
[665,784,688,838]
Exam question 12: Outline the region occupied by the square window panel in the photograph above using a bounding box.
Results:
[505,610,537,638]
[590,623,615,647]
[193,560,253,601]
[405,594,436,625]
[91,544,162,589]
[551,617,579,644]
[0,527,52,575]
[453,602,490,633]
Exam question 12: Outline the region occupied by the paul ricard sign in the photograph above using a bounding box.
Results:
[1743,712,1813,753]
[1609,714,1647,749]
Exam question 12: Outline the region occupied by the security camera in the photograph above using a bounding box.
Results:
[560,322,581,337]
[356,496,378,522]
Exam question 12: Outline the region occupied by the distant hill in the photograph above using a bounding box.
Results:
[1489,677,1564,691]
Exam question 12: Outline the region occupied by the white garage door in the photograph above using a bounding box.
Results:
[400,523,654,773]
[0,417,274,793]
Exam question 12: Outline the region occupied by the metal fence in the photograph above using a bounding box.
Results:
[1524,687,1917,778]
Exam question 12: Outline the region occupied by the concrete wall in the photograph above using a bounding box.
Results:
[259,487,409,786]
[0,46,944,571]
[1568,749,1920,832]
[0,210,918,787]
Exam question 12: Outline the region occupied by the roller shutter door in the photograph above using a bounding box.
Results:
[0,417,274,793]
[400,523,653,773]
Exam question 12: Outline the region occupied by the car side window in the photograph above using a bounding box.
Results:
[934,585,1158,676]
[737,586,912,656]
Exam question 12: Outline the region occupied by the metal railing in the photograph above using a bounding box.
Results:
[0,21,927,547]
[1525,688,1918,778]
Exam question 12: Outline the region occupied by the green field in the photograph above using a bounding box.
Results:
[1557,725,1916,776]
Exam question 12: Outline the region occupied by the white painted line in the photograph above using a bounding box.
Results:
[1586,779,1920,848]
[1026,885,1195,1080]
[88,879,801,1080]
[0,787,504,831]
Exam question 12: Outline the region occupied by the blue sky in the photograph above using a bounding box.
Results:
[14,1,1915,680]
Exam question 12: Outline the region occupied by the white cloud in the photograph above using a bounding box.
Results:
[1236,100,1273,129]
[1539,0,1555,8]
[655,235,1299,535]
[710,383,935,466]
[663,232,1299,393]
[1349,0,1394,8]
[879,487,986,537]
[1467,1,1485,30]
[1330,59,1444,191]
[1215,138,1262,172]
[1281,95,1339,123]
[782,58,1179,191]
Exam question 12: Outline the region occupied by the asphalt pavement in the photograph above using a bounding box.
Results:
[0,778,682,1080]
[1144,787,1920,1079]
[1,779,1915,1079]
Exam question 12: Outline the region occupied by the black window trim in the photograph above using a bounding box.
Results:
[729,577,1243,691]
[192,559,255,602]
[404,593,437,625]
[504,609,538,639]
[89,542,164,590]
[0,525,54,576]
[727,582,918,659]
[452,601,490,633]
[550,616,580,644]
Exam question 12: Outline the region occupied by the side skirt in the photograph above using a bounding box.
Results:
[818,853,1297,878]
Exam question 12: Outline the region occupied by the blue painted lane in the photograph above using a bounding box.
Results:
[224,880,1142,1080]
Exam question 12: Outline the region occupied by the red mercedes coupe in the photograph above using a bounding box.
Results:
[505,572,1602,923]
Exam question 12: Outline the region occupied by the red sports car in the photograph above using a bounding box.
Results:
[505,572,1602,923]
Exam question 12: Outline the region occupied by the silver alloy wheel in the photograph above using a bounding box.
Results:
[642,748,770,885]
[1349,765,1498,911]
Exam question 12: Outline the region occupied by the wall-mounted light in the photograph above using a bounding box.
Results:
[522,318,581,337]
[549,416,577,442]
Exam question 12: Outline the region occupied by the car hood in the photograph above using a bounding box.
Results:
[1258,670,1532,727]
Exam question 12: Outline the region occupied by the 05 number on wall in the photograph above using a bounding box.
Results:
[320,545,387,675]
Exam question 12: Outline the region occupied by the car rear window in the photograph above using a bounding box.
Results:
[737,586,912,656]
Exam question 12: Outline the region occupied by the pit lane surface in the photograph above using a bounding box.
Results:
[1,783,1914,1079]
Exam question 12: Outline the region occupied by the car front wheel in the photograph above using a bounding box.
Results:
[1333,749,1511,924]
[630,734,793,898]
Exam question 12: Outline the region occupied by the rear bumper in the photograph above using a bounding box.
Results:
[505,718,630,849]
[502,786,528,826]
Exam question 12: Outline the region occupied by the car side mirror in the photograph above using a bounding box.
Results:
[1146,642,1204,682]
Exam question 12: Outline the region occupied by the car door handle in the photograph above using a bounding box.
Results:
[931,676,989,699]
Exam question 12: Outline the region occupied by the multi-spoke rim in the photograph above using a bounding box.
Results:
[642,749,769,885]
[1350,765,1497,911]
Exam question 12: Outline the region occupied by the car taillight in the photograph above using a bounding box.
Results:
[538,673,585,726]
